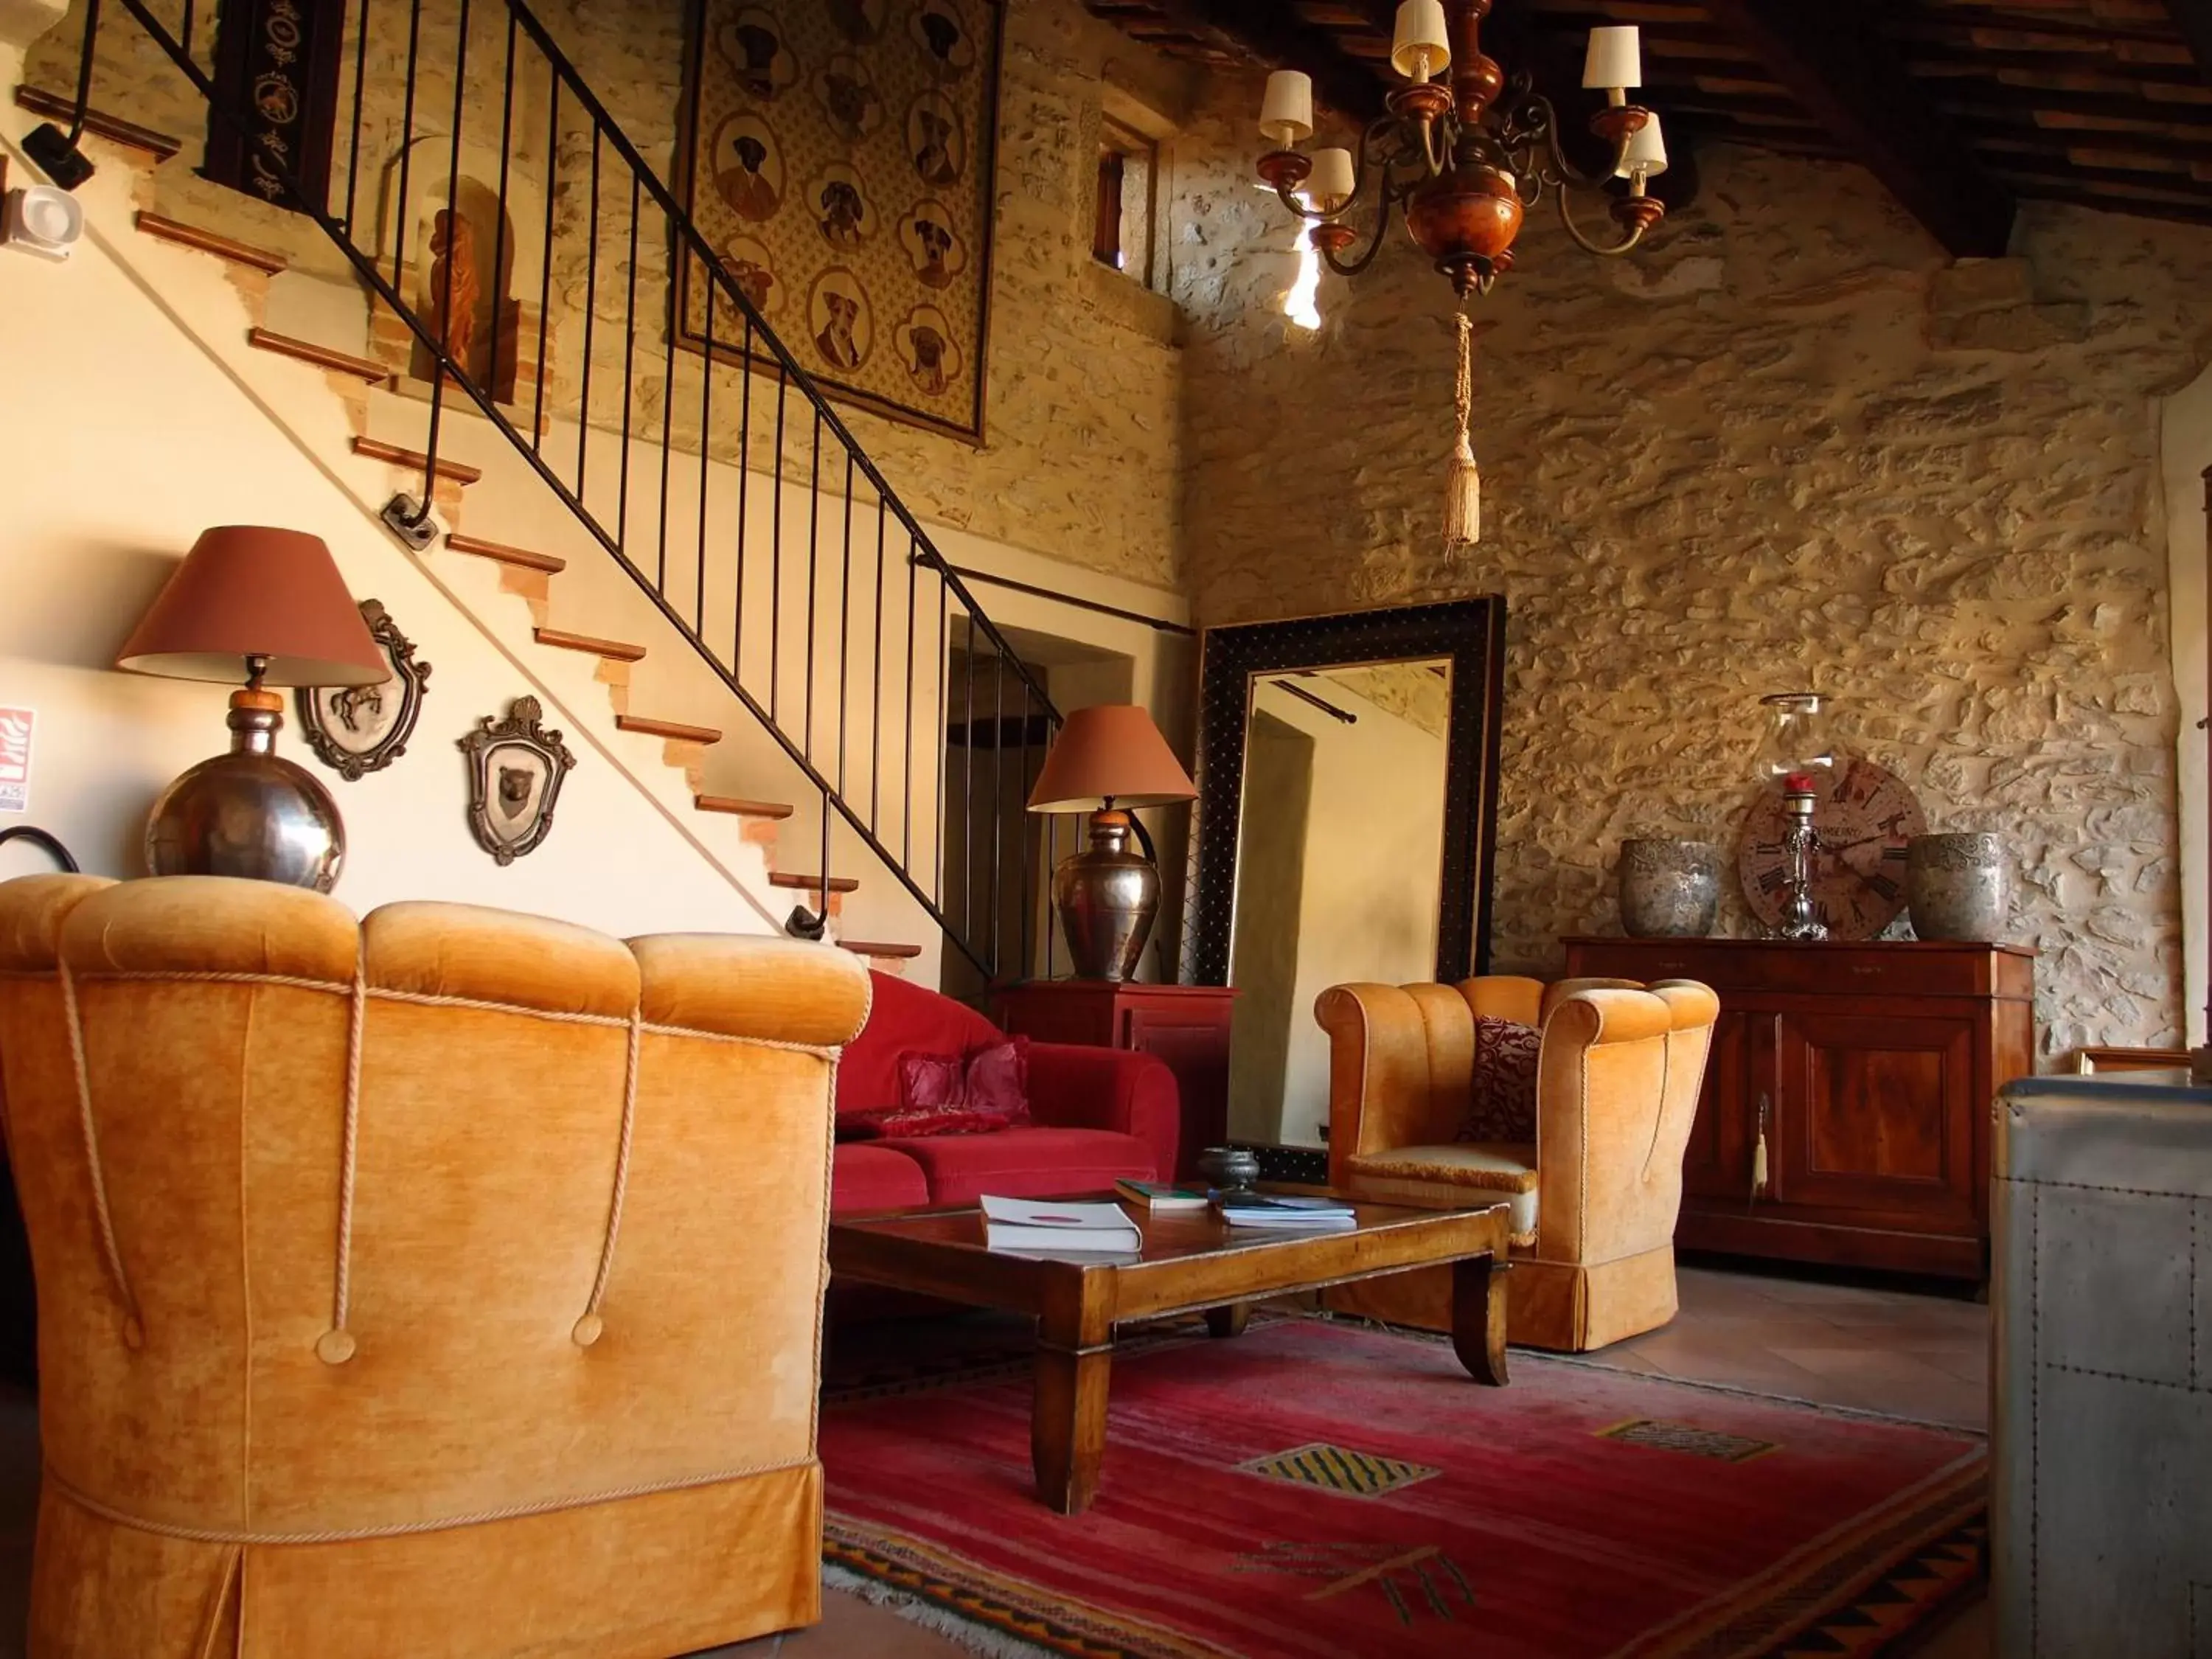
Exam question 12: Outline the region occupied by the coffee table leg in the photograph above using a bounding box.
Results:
[1032,1340,1110,1514]
[1450,1253,1510,1385]
[1204,1303,1250,1338]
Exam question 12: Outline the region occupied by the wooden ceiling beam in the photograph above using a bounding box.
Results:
[2158,1,2212,90]
[1703,0,2015,255]
[1170,0,1387,121]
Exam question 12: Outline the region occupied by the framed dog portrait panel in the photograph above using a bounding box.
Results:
[675,0,1002,442]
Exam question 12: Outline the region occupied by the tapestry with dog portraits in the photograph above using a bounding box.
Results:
[675,0,1001,442]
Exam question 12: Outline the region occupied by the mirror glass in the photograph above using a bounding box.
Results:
[1224,658,1453,1146]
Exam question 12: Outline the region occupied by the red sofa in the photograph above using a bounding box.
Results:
[832,973,1180,1211]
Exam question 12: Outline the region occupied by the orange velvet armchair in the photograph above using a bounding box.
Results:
[0,873,871,1659]
[1314,974,1719,1352]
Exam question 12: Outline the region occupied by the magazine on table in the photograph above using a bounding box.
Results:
[980,1195,1145,1254]
[1214,1191,1358,1231]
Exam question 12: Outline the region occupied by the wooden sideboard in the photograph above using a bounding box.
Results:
[992,981,1237,1183]
[1561,937,2037,1279]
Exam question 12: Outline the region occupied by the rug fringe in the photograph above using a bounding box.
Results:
[823,1561,1057,1659]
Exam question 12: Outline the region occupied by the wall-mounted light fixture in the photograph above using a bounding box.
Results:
[1,156,86,262]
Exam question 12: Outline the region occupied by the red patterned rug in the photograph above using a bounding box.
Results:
[820,1317,1983,1658]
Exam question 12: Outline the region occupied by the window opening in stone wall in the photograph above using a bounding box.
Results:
[1095,116,1159,289]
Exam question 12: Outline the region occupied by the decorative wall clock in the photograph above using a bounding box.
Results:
[297,599,431,781]
[1737,755,1927,941]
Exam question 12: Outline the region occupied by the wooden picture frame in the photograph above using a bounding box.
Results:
[297,599,433,781]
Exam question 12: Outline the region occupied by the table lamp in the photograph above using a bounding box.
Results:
[116,526,390,892]
[1026,704,1197,981]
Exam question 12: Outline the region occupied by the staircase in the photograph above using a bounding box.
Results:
[22,0,1065,985]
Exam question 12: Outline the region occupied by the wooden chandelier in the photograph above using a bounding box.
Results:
[1253,0,1668,299]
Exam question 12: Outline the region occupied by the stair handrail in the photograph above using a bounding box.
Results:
[53,0,1067,979]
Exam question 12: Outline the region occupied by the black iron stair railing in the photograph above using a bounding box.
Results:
[44,0,1064,982]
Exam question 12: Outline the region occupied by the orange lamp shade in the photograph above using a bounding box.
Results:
[1026,704,1196,813]
[116,526,390,687]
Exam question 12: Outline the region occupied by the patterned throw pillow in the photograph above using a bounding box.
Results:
[831,1040,1037,1141]
[1457,1015,1540,1144]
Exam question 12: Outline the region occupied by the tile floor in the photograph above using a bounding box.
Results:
[0,1260,1993,1658]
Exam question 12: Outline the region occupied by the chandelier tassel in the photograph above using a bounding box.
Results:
[1444,310,1481,549]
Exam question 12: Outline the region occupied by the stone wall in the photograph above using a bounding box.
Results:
[24,0,1193,586]
[1168,80,2212,1057]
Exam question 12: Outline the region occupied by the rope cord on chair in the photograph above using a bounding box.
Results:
[47,963,845,1362]
[58,963,144,1347]
[572,1007,642,1349]
[316,952,369,1366]
[41,967,843,1055]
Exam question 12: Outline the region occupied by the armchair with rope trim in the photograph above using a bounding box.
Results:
[0,872,869,1659]
[1313,974,1719,1352]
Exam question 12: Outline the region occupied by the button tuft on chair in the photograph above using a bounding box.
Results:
[316,1329,357,1365]
[121,1316,145,1352]
[572,1312,605,1347]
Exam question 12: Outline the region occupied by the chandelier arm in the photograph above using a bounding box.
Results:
[1270,113,1402,224]
[1521,91,1631,192]
[1554,183,1649,258]
[1317,177,1401,278]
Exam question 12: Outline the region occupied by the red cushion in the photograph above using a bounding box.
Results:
[964,1037,1030,1117]
[897,1051,968,1108]
[874,1126,1158,1206]
[832,1142,930,1213]
[839,972,1004,1116]
[841,1103,1023,1140]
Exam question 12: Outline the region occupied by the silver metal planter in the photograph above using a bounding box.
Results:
[1907,832,2012,942]
[1618,838,1719,938]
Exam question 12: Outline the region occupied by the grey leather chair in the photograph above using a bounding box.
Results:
[1992,1071,2212,1655]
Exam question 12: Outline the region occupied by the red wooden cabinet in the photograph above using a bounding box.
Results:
[992,981,1237,1182]
[1562,937,2036,1279]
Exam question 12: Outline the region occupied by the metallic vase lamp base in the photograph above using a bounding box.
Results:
[145,687,346,892]
[1053,810,1158,981]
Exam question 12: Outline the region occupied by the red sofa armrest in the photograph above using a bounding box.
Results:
[1023,1043,1180,1181]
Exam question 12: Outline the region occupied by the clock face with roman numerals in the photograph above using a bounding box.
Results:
[1736,755,1928,940]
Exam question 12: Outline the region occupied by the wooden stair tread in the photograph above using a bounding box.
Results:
[535,627,645,663]
[16,88,182,159]
[139,213,288,274]
[352,436,483,484]
[248,328,388,381]
[446,533,566,574]
[695,795,796,818]
[838,940,923,959]
[768,872,860,893]
[615,714,723,745]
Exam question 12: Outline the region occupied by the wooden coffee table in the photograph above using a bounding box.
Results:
[827,1194,1512,1514]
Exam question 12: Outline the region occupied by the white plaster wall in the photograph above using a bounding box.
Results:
[0,125,785,938]
[2161,368,2212,1047]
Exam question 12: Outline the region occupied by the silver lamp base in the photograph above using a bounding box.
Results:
[145,687,346,892]
[1053,810,1158,981]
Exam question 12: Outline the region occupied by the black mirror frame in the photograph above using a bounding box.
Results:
[1180,597,1508,987]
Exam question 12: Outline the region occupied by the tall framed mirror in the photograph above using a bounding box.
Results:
[1183,599,1507,1153]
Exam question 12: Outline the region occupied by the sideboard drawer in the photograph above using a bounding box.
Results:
[1565,939,2023,999]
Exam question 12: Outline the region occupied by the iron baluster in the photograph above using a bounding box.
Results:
[531,69,555,453]
[734,315,752,675]
[657,205,679,600]
[698,274,714,649]
[838,451,854,796]
[408,0,474,532]
[485,7,518,407]
[617,171,639,560]
[770,368,786,723]
[341,0,369,234]
[871,495,885,833]
[804,409,821,764]
[576,130,599,502]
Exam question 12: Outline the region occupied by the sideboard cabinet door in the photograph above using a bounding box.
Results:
[1771,1010,1981,1235]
